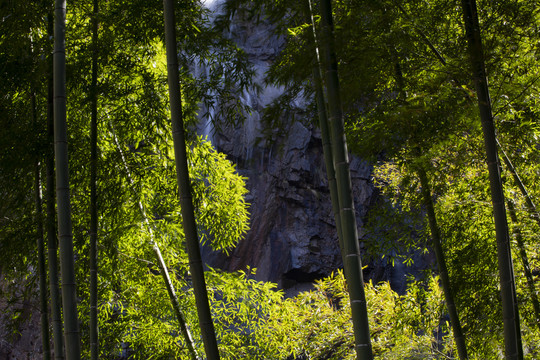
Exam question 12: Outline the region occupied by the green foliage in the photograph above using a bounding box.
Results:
[206,269,461,360]
[206,267,284,359]
[362,162,427,266]
[188,138,250,253]
[74,134,249,358]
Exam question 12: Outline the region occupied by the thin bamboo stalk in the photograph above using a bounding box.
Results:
[89,0,99,357]
[46,13,64,356]
[35,163,52,360]
[506,200,540,331]
[33,82,51,359]
[306,0,343,253]
[417,167,468,359]
[53,0,81,357]
[498,140,540,228]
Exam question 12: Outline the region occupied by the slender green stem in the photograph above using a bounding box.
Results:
[498,140,540,228]
[33,82,51,360]
[36,164,52,360]
[417,167,468,359]
[89,0,99,358]
[506,200,540,331]
[306,0,343,253]
[46,12,64,356]
[111,128,199,360]
[53,0,81,357]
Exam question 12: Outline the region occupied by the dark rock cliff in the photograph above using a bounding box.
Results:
[198,2,378,292]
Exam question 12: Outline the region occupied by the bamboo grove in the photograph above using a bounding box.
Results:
[1,0,540,359]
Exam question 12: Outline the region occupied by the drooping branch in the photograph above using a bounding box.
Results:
[393,2,447,66]
[111,127,199,360]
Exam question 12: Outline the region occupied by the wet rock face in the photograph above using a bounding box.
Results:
[208,122,374,288]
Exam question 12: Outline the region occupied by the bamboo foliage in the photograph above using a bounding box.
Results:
[459,0,523,358]
[111,128,200,360]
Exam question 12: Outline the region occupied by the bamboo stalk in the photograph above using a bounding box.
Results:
[460,0,522,358]
[46,13,64,355]
[53,0,81,357]
[306,0,343,253]
[89,0,99,357]
[162,0,220,358]
[417,167,468,359]
[318,0,373,357]
[111,128,200,360]
[33,82,52,359]
[506,200,540,331]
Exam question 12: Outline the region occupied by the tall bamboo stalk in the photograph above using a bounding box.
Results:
[47,13,64,359]
[460,0,522,358]
[53,0,81,358]
[389,39,468,356]
[89,0,99,358]
[318,0,373,357]
[162,1,220,359]
[417,167,468,359]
